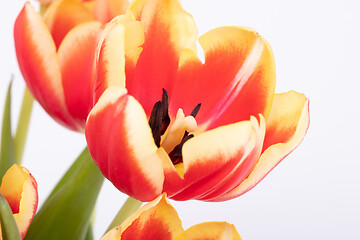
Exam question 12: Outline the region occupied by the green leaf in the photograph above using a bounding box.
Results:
[0,81,15,180]
[24,148,104,240]
[14,87,33,165]
[0,194,21,240]
[84,224,94,240]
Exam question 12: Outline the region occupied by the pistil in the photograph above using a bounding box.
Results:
[160,108,197,153]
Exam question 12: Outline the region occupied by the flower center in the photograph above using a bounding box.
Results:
[148,89,201,165]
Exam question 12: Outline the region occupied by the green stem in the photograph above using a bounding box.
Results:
[14,87,33,165]
[105,197,142,233]
[40,4,48,15]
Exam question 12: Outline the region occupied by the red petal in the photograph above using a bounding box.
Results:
[213,92,309,201]
[43,0,95,48]
[86,87,165,201]
[102,194,183,240]
[196,116,265,201]
[170,27,276,129]
[162,116,263,200]
[126,0,198,116]
[58,21,103,129]
[0,165,38,238]
[14,3,78,131]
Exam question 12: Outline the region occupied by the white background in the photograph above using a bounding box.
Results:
[1,0,360,239]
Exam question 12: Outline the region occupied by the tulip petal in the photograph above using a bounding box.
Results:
[101,227,122,240]
[86,87,165,201]
[0,165,38,239]
[58,21,103,129]
[43,0,95,48]
[213,91,309,201]
[14,3,78,131]
[171,27,276,129]
[127,0,198,116]
[102,194,183,240]
[94,14,144,103]
[174,222,241,240]
[163,116,263,200]
[93,0,129,24]
[196,115,265,201]
[262,91,309,152]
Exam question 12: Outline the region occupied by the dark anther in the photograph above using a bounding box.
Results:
[161,89,170,135]
[169,134,194,165]
[149,101,163,147]
[190,103,201,117]
[148,89,171,147]
[183,103,202,138]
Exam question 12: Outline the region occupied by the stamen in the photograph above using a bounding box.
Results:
[168,134,194,165]
[190,103,201,117]
[148,89,202,166]
[148,101,163,147]
[160,89,170,134]
[184,103,201,138]
[148,89,170,147]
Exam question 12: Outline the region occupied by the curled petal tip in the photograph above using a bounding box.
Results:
[212,92,309,201]
[0,165,38,238]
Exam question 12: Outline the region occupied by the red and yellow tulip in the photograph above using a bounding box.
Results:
[0,165,38,239]
[102,194,241,240]
[14,0,128,131]
[85,0,310,202]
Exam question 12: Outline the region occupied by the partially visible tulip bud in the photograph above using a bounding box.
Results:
[0,165,38,239]
[102,194,242,240]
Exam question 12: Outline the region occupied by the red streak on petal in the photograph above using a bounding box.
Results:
[127,26,178,116]
[121,217,172,240]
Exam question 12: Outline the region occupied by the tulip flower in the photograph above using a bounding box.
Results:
[85,0,310,202]
[14,0,128,132]
[0,165,38,239]
[102,194,241,240]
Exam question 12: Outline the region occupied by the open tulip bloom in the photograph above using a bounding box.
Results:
[102,194,241,240]
[0,165,38,239]
[14,0,129,132]
[85,0,310,202]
